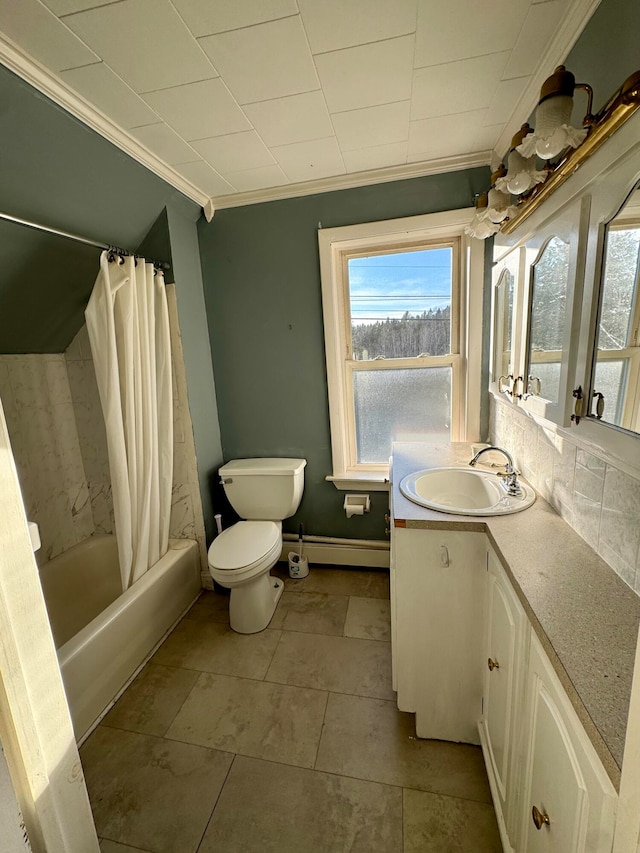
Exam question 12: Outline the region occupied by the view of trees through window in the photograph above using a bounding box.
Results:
[347,247,453,359]
[599,227,640,350]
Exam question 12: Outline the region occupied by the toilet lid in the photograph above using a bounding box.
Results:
[208,521,280,571]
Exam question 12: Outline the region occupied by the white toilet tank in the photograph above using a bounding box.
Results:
[219,458,306,520]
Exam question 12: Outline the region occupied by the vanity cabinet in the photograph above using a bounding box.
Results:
[393,526,486,743]
[479,547,528,850]
[517,634,617,853]
[391,522,618,852]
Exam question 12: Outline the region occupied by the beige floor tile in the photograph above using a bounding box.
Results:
[270,590,349,635]
[315,693,492,803]
[166,672,327,768]
[297,566,390,599]
[266,631,394,699]
[100,840,153,853]
[103,663,199,737]
[81,726,232,853]
[182,589,230,624]
[403,788,502,852]
[153,617,281,679]
[344,596,391,641]
[199,755,402,853]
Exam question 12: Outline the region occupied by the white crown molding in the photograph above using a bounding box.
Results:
[0,34,210,209]
[492,0,603,159]
[211,151,491,209]
[0,34,493,216]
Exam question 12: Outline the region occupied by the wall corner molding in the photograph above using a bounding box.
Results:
[0,35,209,211]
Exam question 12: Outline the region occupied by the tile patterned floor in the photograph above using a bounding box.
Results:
[80,565,502,853]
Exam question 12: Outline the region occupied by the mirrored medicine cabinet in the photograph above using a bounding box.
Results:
[490,106,640,464]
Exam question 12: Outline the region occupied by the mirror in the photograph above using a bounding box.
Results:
[525,235,571,404]
[493,268,514,388]
[590,184,640,432]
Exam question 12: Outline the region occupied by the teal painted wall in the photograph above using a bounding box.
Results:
[565,0,640,116]
[0,66,221,536]
[199,168,489,540]
[166,200,223,541]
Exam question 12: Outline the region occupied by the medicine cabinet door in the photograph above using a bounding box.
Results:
[518,198,590,426]
[490,248,522,400]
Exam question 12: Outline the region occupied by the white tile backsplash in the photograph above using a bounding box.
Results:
[491,395,640,595]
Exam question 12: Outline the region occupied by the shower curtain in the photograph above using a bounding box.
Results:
[86,251,173,591]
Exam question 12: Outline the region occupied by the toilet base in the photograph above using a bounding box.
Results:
[229,572,284,634]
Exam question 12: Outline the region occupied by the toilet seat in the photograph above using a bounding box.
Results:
[208,521,281,576]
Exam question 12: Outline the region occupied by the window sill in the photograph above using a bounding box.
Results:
[326,473,390,491]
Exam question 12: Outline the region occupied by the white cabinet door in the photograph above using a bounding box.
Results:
[393,527,486,743]
[480,548,527,850]
[520,635,617,853]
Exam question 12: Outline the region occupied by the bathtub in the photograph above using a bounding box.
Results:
[39,534,201,741]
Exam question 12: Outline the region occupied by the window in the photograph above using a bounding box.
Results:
[319,210,484,486]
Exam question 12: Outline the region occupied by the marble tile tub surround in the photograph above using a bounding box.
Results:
[391,441,640,786]
[81,566,501,853]
[490,395,640,594]
[0,352,95,562]
[0,293,207,571]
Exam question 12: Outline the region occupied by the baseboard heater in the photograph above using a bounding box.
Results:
[279,533,390,569]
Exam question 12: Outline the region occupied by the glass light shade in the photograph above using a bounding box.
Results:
[502,149,547,195]
[465,214,500,239]
[486,187,511,223]
[517,95,587,160]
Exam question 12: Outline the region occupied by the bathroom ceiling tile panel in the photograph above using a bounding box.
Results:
[472,123,505,153]
[41,0,115,13]
[0,0,99,72]
[198,17,320,106]
[332,102,411,152]
[243,92,334,148]
[408,109,490,161]
[131,122,199,166]
[314,35,415,114]
[59,63,160,130]
[192,131,276,176]
[175,160,236,196]
[272,137,346,184]
[484,76,532,128]
[342,142,408,174]
[297,0,418,55]
[62,0,217,94]
[501,0,568,80]
[222,165,291,193]
[411,52,511,121]
[143,78,252,142]
[171,0,299,38]
[414,0,530,68]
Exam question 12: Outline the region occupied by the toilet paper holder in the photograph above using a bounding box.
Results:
[344,493,370,518]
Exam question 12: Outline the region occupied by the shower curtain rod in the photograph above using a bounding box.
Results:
[0,210,170,271]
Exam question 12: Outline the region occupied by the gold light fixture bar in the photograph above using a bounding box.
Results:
[502,70,640,235]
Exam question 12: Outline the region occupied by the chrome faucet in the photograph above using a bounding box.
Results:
[469,446,522,496]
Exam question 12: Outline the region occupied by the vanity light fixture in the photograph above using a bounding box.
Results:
[498,124,547,196]
[466,68,640,239]
[486,166,517,223]
[465,192,500,239]
[517,66,591,160]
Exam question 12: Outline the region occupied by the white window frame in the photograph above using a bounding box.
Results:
[319,208,484,489]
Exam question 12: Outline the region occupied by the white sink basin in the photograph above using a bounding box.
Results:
[399,467,535,516]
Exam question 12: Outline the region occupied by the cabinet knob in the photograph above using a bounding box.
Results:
[531,805,550,830]
[487,658,500,671]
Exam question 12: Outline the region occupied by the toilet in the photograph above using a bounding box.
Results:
[208,457,306,633]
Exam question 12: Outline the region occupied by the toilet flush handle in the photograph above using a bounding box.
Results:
[220,477,233,485]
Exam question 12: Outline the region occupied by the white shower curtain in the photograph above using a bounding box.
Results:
[86,251,173,591]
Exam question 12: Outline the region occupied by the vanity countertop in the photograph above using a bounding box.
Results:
[391,441,640,789]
